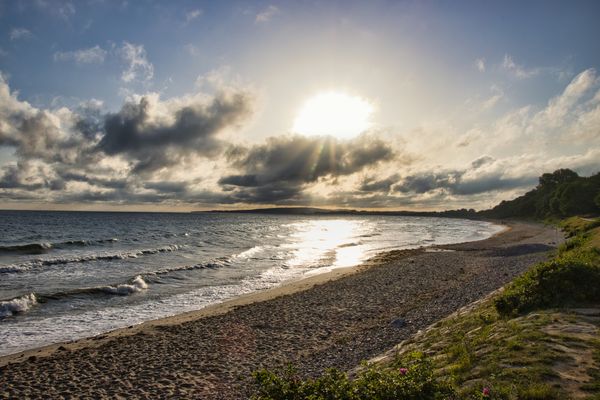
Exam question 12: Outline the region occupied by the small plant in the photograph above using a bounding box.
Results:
[252,352,455,399]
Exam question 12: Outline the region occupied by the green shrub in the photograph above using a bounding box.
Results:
[252,353,455,400]
[495,236,600,316]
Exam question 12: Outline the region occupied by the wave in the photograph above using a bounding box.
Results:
[40,275,150,300]
[232,245,265,260]
[59,238,119,247]
[0,238,119,255]
[0,276,150,319]
[0,293,38,318]
[146,258,228,277]
[0,244,184,274]
[0,242,53,254]
[100,275,148,295]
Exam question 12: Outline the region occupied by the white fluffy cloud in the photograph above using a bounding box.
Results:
[119,42,154,83]
[255,5,280,23]
[502,54,539,79]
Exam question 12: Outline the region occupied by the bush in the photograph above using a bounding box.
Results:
[495,240,600,316]
[252,353,455,400]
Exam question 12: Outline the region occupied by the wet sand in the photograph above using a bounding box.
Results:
[0,221,561,399]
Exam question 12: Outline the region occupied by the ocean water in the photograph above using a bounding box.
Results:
[0,211,503,356]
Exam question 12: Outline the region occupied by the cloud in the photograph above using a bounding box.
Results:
[482,85,504,110]
[531,68,598,130]
[53,45,107,64]
[98,89,254,173]
[0,74,92,164]
[2,64,599,210]
[220,134,396,203]
[185,9,202,24]
[502,54,539,79]
[0,71,254,204]
[9,28,32,41]
[393,157,537,196]
[255,5,279,23]
[0,162,45,191]
[184,43,200,57]
[475,58,485,72]
[119,42,154,83]
[359,174,400,193]
[34,0,75,20]
[55,1,75,20]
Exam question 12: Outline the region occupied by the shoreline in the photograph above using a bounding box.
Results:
[0,220,561,399]
[0,258,377,367]
[0,220,506,361]
[0,220,507,364]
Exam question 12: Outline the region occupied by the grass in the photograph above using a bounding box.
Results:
[495,217,600,316]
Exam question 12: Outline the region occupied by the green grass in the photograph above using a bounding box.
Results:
[495,217,600,316]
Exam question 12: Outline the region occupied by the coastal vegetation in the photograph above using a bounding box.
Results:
[481,169,600,220]
[252,170,600,399]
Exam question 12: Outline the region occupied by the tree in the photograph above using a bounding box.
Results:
[537,169,579,189]
[558,180,599,216]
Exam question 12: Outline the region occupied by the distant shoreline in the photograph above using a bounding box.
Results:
[1,207,482,218]
[200,206,483,219]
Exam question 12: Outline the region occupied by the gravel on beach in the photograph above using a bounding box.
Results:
[0,221,561,399]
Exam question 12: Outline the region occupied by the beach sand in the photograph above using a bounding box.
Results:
[0,221,561,399]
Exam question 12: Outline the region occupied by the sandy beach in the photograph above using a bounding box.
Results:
[0,221,561,399]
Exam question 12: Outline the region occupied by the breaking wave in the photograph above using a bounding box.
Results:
[0,293,38,318]
[100,275,148,295]
[0,276,150,319]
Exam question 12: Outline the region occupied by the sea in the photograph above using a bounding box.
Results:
[0,211,503,356]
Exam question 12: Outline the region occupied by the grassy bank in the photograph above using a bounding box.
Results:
[252,218,600,399]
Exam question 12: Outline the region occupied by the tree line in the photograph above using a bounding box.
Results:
[480,169,600,219]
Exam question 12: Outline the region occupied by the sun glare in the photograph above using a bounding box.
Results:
[293,91,374,139]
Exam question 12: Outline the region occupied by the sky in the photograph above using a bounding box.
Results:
[0,0,599,211]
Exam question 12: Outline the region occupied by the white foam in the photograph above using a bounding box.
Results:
[101,275,148,295]
[233,245,265,260]
[1,244,184,274]
[0,293,37,318]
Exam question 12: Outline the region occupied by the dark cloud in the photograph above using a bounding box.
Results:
[0,74,257,205]
[98,91,253,173]
[220,134,396,203]
[359,174,400,193]
[355,156,536,197]
[144,181,189,194]
[0,109,87,164]
[57,171,129,190]
[394,168,536,196]
[470,155,495,169]
[0,163,44,190]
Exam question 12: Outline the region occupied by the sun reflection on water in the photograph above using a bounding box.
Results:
[284,219,371,271]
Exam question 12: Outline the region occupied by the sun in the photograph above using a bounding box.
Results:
[292,91,374,139]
